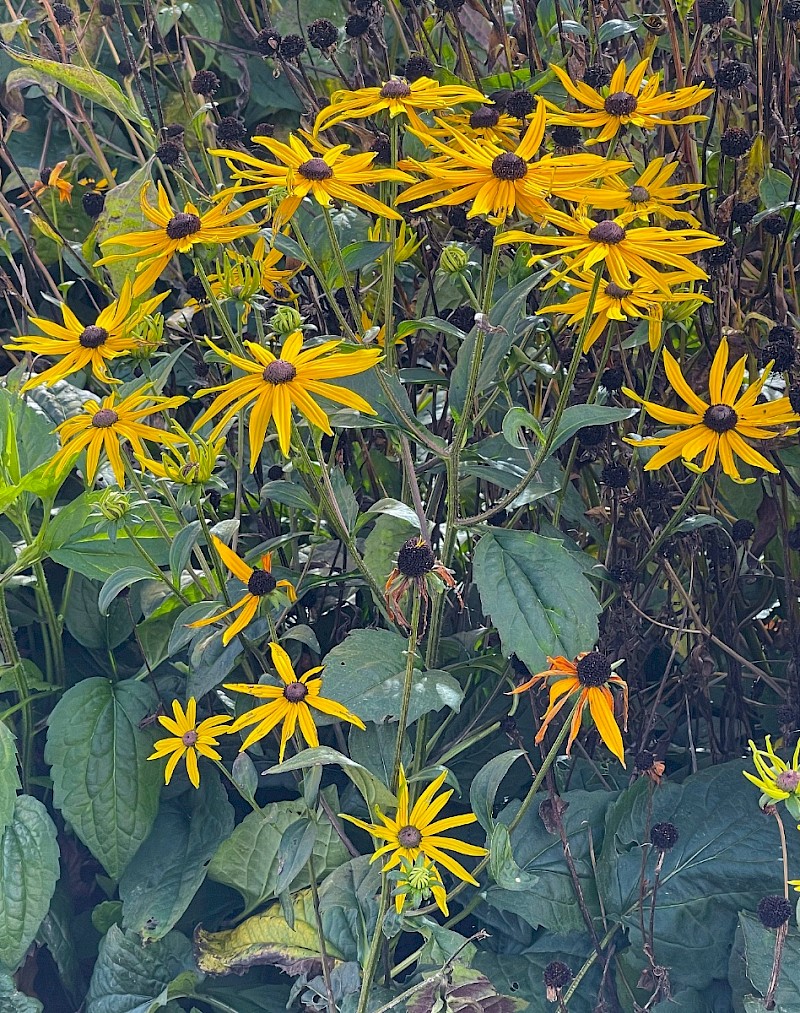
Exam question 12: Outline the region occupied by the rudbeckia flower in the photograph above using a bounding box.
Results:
[49,388,187,487]
[20,161,73,206]
[568,157,705,225]
[394,854,449,915]
[6,279,167,389]
[191,331,381,464]
[426,105,525,148]
[225,641,365,758]
[137,425,224,487]
[95,183,261,292]
[210,132,411,227]
[397,100,630,224]
[743,736,800,819]
[500,209,722,292]
[313,76,487,135]
[623,338,800,482]
[537,273,710,351]
[509,651,628,766]
[188,535,297,646]
[547,59,712,145]
[147,698,231,788]
[341,766,487,885]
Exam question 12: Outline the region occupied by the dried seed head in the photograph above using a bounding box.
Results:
[156,140,183,166]
[730,518,755,542]
[551,124,582,149]
[397,538,436,577]
[255,28,281,55]
[720,126,753,158]
[191,69,220,96]
[216,116,246,144]
[82,191,105,218]
[601,463,630,488]
[583,64,612,88]
[716,60,751,91]
[698,0,730,22]
[307,17,339,50]
[279,34,307,59]
[650,821,679,851]
[504,89,536,118]
[404,54,433,82]
[345,13,370,37]
[53,3,76,26]
[757,895,792,928]
[543,962,573,990]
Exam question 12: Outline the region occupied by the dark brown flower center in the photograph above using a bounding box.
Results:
[298,157,334,181]
[380,79,412,99]
[491,152,528,181]
[575,651,612,687]
[247,568,277,596]
[605,282,633,298]
[470,105,500,128]
[629,185,650,204]
[284,681,308,702]
[703,403,738,432]
[398,825,423,847]
[263,358,298,384]
[397,538,436,577]
[181,729,198,746]
[40,167,53,185]
[588,221,626,244]
[776,770,800,792]
[91,408,119,428]
[604,91,638,116]
[166,212,202,240]
[79,325,109,348]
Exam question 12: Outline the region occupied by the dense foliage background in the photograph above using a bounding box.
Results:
[1,0,800,1011]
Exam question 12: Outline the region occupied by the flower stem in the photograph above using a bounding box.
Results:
[356,875,390,1013]
[391,590,422,793]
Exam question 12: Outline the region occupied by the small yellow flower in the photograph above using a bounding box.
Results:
[188,535,297,646]
[546,59,712,145]
[225,641,366,759]
[6,279,166,390]
[95,183,261,293]
[191,331,381,464]
[137,425,224,486]
[148,698,231,788]
[368,219,422,264]
[393,854,449,916]
[509,652,628,766]
[623,338,800,482]
[313,76,487,135]
[568,157,704,225]
[341,765,487,886]
[20,161,72,206]
[744,737,800,819]
[49,388,187,487]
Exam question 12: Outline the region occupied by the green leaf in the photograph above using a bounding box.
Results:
[194,890,344,977]
[318,856,380,963]
[544,404,638,458]
[596,17,639,41]
[264,747,396,813]
[469,750,524,834]
[0,795,59,973]
[363,513,416,589]
[501,406,546,449]
[489,824,538,892]
[207,795,348,917]
[473,529,600,675]
[595,760,800,993]
[760,168,793,210]
[274,818,317,896]
[322,628,464,725]
[738,912,800,1010]
[64,572,134,651]
[86,925,197,1013]
[99,567,154,616]
[119,773,234,942]
[95,163,155,291]
[46,679,162,880]
[0,721,20,836]
[5,52,152,132]
[0,974,43,1013]
[51,524,171,581]
[36,885,85,1005]
[330,467,359,533]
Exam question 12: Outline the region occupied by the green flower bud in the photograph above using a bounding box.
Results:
[440,244,469,275]
[131,313,164,359]
[270,305,304,336]
[96,489,131,522]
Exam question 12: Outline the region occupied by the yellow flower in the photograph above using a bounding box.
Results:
[191,331,381,464]
[547,59,712,145]
[224,641,365,758]
[623,338,800,482]
[313,76,487,135]
[537,273,711,352]
[341,765,487,885]
[6,279,167,390]
[426,105,525,148]
[95,183,261,293]
[187,238,299,322]
[211,133,410,227]
[368,219,422,264]
[568,157,704,225]
[500,209,721,292]
[509,652,628,766]
[397,100,630,224]
[394,854,449,916]
[743,737,800,819]
[49,388,187,487]
[20,161,72,206]
[137,424,224,486]
[147,698,231,788]
[188,535,297,646]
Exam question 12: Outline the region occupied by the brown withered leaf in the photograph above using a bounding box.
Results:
[408,967,525,1013]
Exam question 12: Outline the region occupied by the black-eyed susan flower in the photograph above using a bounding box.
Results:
[623,338,800,482]
[191,331,381,464]
[568,156,704,224]
[341,766,487,885]
[536,273,710,351]
[426,105,525,148]
[188,238,299,320]
[743,736,800,819]
[397,100,630,224]
[147,698,231,788]
[313,76,487,135]
[500,209,722,292]
[137,425,224,488]
[188,535,297,645]
[6,279,167,390]
[392,854,449,915]
[385,536,461,631]
[211,133,411,227]
[49,388,188,487]
[20,161,72,206]
[95,183,261,293]
[224,641,365,758]
[547,59,712,145]
[509,652,628,766]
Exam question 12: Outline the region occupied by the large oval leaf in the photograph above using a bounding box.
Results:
[0,795,59,973]
[45,679,161,880]
[473,529,600,674]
